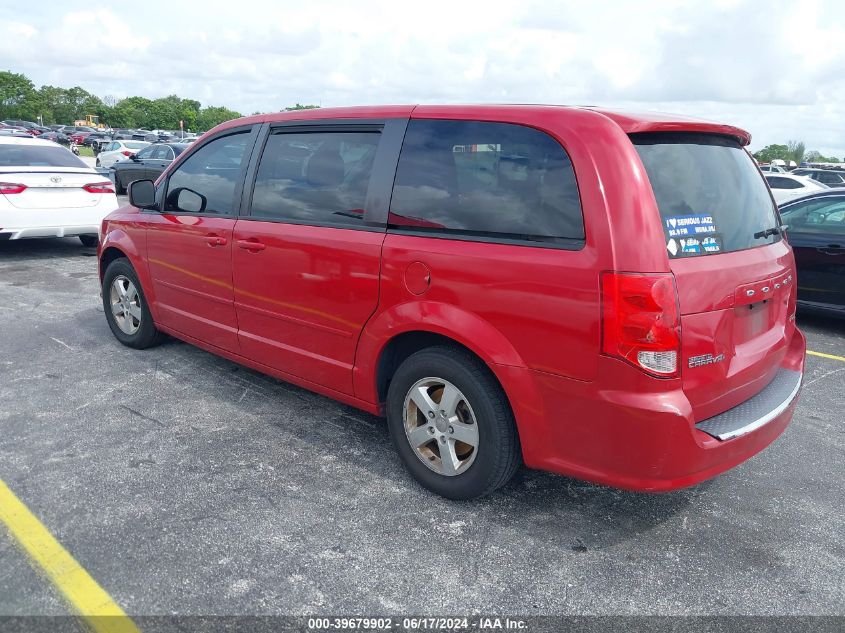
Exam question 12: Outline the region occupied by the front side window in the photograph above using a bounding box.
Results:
[389,119,584,244]
[165,132,250,215]
[249,131,380,227]
[135,146,155,160]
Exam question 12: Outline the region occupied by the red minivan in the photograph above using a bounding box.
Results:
[98,105,806,499]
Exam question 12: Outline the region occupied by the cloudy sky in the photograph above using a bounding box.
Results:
[3,0,845,156]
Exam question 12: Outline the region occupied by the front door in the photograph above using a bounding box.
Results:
[144,128,256,353]
[146,144,175,183]
[119,144,154,187]
[232,125,392,394]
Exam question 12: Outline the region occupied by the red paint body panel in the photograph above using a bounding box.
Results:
[144,213,240,353]
[231,220,383,395]
[100,104,806,493]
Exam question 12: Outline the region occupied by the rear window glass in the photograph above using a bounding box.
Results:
[0,144,88,168]
[390,119,584,245]
[124,142,148,150]
[633,133,780,258]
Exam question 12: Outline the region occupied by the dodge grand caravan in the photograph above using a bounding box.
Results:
[98,105,806,499]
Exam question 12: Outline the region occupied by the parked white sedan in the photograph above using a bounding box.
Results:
[764,173,829,204]
[95,140,151,168]
[0,137,119,246]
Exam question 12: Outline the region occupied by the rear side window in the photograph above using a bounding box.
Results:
[165,132,250,215]
[766,176,804,190]
[249,131,380,227]
[389,120,584,245]
[633,133,781,258]
[0,144,87,168]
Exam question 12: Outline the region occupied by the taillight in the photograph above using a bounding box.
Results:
[83,182,115,194]
[601,272,681,378]
[121,150,133,157]
[0,183,27,194]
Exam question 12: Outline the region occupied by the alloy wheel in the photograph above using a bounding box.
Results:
[403,377,479,476]
[109,275,142,335]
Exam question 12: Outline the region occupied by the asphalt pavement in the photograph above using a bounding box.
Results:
[0,237,843,618]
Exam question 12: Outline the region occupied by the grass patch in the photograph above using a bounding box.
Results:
[77,146,95,157]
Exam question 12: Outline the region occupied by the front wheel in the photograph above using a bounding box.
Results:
[102,258,164,349]
[386,346,521,500]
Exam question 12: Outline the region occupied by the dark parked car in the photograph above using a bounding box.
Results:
[110,142,188,193]
[780,190,845,317]
[790,168,845,187]
[2,119,39,130]
[85,132,113,152]
[37,131,71,146]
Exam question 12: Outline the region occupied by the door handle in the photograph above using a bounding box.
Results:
[205,235,227,247]
[817,244,842,255]
[237,239,266,252]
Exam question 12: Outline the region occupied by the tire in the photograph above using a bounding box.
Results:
[386,345,521,500]
[95,157,100,167]
[78,235,98,247]
[114,174,126,195]
[102,258,164,349]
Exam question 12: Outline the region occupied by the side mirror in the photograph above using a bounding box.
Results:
[174,187,207,213]
[128,180,157,209]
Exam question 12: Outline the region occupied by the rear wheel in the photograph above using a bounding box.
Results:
[386,346,521,500]
[102,258,163,349]
[79,235,98,247]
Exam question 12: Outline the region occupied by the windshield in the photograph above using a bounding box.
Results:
[124,142,149,150]
[0,144,88,168]
[632,133,781,258]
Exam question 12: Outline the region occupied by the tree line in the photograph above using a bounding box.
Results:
[752,140,841,165]
[0,71,317,132]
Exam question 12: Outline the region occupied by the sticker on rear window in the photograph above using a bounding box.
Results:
[665,214,716,238]
[667,236,722,257]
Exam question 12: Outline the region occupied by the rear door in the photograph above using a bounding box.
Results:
[144,128,256,353]
[781,195,845,311]
[633,133,798,420]
[231,120,403,395]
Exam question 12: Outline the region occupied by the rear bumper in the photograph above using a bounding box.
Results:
[503,328,806,492]
[0,225,99,239]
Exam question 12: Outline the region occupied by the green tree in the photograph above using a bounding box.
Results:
[284,103,320,111]
[197,105,242,131]
[0,71,37,120]
[787,140,806,165]
[753,144,789,163]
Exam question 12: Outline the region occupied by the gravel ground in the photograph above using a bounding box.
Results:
[0,237,843,618]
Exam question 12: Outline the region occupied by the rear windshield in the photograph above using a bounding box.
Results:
[124,142,149,150]
[632,133,781,258]
[0,144,88,168]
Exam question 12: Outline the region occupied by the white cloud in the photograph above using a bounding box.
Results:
[2,0,845,157]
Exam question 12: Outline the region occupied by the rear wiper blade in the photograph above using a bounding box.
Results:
[754,224,788,239]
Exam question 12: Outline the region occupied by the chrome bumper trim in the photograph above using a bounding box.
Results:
[696,368,802,441]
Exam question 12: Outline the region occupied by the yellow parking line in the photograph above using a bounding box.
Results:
[807,350,845,363]
[0,479,140,633]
